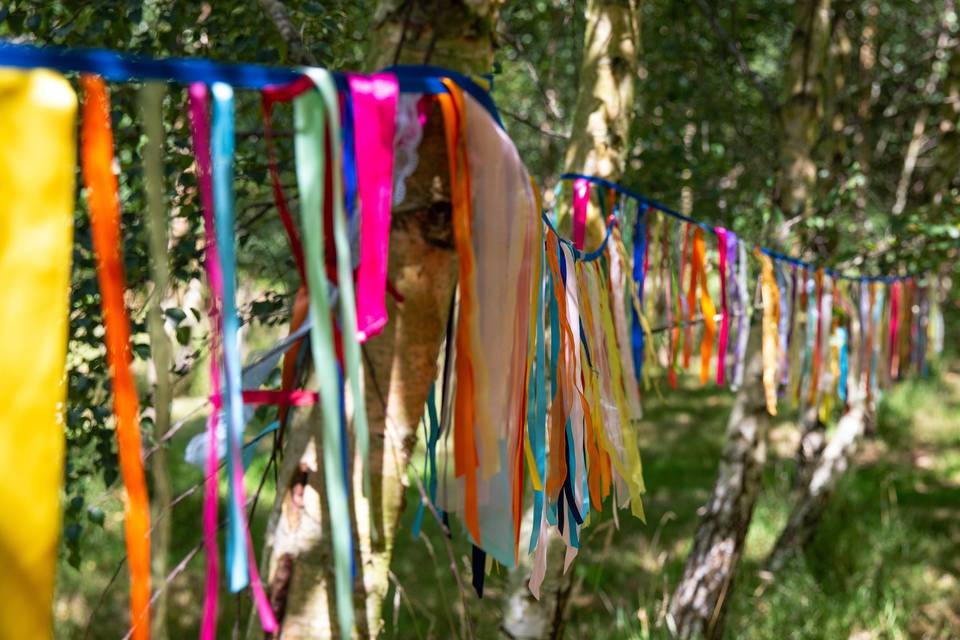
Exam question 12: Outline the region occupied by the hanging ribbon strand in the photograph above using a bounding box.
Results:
[293,71,355,640]
[0,68,76,640]
[187,82,223,640]
[80,75,152,640]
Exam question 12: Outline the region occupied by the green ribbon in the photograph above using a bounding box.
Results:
[294,66,368,640]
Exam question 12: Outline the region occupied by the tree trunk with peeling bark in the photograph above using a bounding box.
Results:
[667,4,832,636]
[764,307,869,577]
[666,340,769,640]
[773,0,833,228]
[764,386,871,575]
[501,2,640,638]
[559,0,641,248]
[255,2,501,638]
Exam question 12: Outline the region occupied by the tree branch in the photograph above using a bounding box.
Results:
[499,108,570,141]
[694,0,779,114]
[259,0,316,65]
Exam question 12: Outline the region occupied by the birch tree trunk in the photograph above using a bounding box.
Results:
[666,341,769,640]
[667,3,832,637]
[923,44,960,203]
[501,3,640,638]
[773,0,833,228]
[763,298,868,576]
[560,0,641,248]
[764,386,871,575]
[853,0,878,207]
[890,0,955,216]
[765,13,960,572]
[256,3,501,638]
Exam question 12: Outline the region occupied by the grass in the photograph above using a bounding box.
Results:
[384,366,960,640]
[53,362,960,638]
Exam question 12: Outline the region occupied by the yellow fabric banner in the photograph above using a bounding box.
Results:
[0,69,76,639]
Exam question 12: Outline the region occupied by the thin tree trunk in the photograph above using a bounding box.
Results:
[792,406,826,492]
[256,2,501,638]
[501,2,640,638]
[773,0,833,231]
[667,3,832,636]
[764,386,871,575]
[560,0,641,248]
[853,0,878,207]
[666,340,769,640]
[140,77,173,640]
[924,45,960,202]
[891,0,955,216]
[763,283,866,577]
[791,10,851,490]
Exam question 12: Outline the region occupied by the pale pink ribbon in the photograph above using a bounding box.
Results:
[572,178,589,250]
[189,82,277,639]
[348,73,399,342]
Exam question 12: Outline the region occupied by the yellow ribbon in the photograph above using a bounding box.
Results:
[757,249,781,415]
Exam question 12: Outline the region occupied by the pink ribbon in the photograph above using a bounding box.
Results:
[889,280,901,379]
[715,227,730,386]
[572,178,589,250]
[210,389,320,408]
[189,83,277,639]
[348,73,399,342]
[188,83,222,640]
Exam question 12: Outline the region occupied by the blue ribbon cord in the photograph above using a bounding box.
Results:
[560,172,918,284]
[340,90,359,239]
[336,364,357,580]
[631,202,647,383]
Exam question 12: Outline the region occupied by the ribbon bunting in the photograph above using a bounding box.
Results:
[0,39,941,638]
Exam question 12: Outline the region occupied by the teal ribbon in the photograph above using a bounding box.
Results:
[412,386,440,538]
[293,74,354,639]
[545,243,562,529]
[211,82,248,593]
[837,327,848,404]
[242,420,280,468]
[528,241,547,554]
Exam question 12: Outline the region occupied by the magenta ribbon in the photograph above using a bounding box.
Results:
[348,73,399,342]
[715,227,730,386]
[572,178,589,250]
[209,389,320,407]
[889,280,901,377]
[188,83,222,640]
[189,83,277,639]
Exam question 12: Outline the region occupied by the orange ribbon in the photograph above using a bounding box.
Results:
[438,79,482,543]
[80,75,151,640]
[692,228,717,384]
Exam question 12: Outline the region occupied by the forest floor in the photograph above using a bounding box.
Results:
[53,362,960,639]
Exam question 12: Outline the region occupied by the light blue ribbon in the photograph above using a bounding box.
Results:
[211,82,250,593]
[837,327,848,404]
